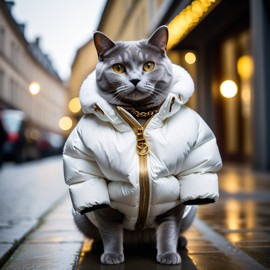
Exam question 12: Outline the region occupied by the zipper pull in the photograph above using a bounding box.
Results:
[136,127,148,156]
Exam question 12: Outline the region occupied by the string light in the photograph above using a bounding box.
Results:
[168,0,218,49]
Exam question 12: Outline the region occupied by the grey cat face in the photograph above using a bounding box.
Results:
[93,26,173,109]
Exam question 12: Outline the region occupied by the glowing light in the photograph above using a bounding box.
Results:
[184,52,196,64]
[29,82,41,95]
[220,80,238,98]
[241,84,251,102]
[77,239,94,266]
[59,116,73,131]
[237,55,253,80]
[69,97,81,113]
[167,0,218,49]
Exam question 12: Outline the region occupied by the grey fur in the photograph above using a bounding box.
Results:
[75,26,197,265]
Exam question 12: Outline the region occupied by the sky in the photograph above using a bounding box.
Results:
[12,0,107,81]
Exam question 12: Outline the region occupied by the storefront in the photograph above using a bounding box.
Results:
[163,0,270,170]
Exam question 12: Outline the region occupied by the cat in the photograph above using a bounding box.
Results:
[64,25,222,265]
[74,26,196,265]
[94,25,173,125]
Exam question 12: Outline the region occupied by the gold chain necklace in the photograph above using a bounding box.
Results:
[128,105,161,118]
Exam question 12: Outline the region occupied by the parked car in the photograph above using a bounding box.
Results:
[0,109,40,164]
[37,131,65,158]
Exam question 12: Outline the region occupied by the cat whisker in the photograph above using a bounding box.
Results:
[150,88,167,98]
[112,90,129,103]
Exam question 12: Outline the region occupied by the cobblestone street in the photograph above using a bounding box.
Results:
[0,157,269,269]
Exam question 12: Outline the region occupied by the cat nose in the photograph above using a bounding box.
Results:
[130,79,140,86]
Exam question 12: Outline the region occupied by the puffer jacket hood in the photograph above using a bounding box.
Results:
[79,64,194,124]
[63,64,222,231]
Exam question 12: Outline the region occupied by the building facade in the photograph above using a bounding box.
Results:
[69,0,164,107]
[161,0,270,171]
[0,1,68,135]
[70,0,270,171]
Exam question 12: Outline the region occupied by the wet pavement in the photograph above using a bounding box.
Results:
[197,164,270,269]
[0,158,270,269]
[0,157,73,269]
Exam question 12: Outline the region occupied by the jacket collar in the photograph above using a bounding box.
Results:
[79,64,194,129]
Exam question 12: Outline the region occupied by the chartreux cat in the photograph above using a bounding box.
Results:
[63,26,222,265]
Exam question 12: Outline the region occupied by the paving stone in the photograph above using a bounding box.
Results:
[1,243,82,270]
[0,219,37,243]
[189,253,242,270]
[1,196,84,269]
[26,230,83,244]
[37,219,78,232]
[76,238,191,270]
[241,247,270,269]
[0,244,13,263]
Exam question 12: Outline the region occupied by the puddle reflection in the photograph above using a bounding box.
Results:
[225,199,256,242]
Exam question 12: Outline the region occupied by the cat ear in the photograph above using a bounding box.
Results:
[147,25,169,53]
[93,31,116,59]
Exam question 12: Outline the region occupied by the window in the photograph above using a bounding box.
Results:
[215,30,253,160]
[0,27,5,53]
[0,70,4,98]
[9,78,15,104]
[10,41,18,64]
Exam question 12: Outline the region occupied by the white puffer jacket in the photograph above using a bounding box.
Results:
[63,64,222,231]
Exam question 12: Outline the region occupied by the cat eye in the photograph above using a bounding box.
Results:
[112,63,126,74]
[143,62,155,72]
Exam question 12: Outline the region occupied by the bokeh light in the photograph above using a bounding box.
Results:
[69,97,81,113]
[59,116,73,131]
[220,80,238,98]
[185,52,196,64]
[237,55,253,80]
[29,82,41,95]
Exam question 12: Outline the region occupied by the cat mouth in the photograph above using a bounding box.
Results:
[128,89,150,101]
[116,91,151,107]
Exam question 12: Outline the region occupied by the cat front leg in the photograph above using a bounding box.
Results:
[94,207,125,264]
[156,219,181,264]
[155,204,185,265]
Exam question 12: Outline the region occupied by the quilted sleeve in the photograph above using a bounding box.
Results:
[63,120,110,214]
[176,114,222,205]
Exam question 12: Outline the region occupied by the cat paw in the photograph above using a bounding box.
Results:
[100,252,124,264]
[157,252,181,265]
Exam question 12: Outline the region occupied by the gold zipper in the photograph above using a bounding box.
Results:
[116,106,151,230]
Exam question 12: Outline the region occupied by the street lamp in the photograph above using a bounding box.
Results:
[29,81,41,95]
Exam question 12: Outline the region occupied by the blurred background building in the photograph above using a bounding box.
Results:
[0,1,68,162]
[70,0,270,172]
[1,0,269,171]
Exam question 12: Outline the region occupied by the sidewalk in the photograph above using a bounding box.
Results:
[1,196,83,270]
[1,159,270,269]
[0,157,83,269]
